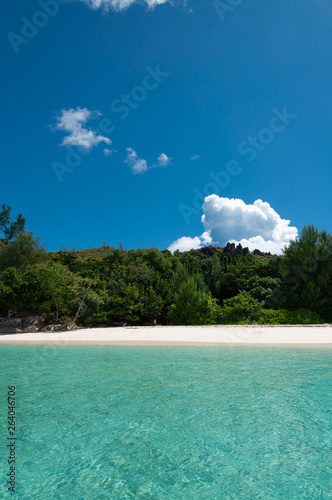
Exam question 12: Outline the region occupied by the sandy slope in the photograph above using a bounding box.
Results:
[0,325,331,344]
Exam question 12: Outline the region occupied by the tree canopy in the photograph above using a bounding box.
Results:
[0,207,330,326]
[0,204,26,242]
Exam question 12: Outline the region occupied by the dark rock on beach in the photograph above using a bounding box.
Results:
[0,313,78,334]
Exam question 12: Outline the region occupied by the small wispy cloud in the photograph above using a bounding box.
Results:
[190,154,200,161]
[54,107,111,151]
[76,0,169,12]
[125,148,171,175]
[157,153,171,167]
[103,148,117,157]
[125,148,148,175]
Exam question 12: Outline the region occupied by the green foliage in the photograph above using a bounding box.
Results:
[256,255,282,279]
[242,275,301,311]
[216,292,262,324]
[265,283,301,310]
[0,232,45,272]
[0,267,22,314]
[70,276,105,324]
[102,261,168,324]
[215,292,323,325]
[26,262,77,319]
[169,275,220,325]
[281,225,332,321]
[243,275,281,302]
[0,263,76,316]
[0,210,330,326]
[219,254,272,302]
[0,204,26,241]
[256,308,324,325]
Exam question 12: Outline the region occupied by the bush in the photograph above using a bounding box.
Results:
[215,291,324,325]
[78,311,113,327]
[216,292,262,324]
[0,232,45,272]
[169,276,220,325]
[257,308,324,325]
[0,267,23,314]
[243,275,281,302]
[264,283,301,310]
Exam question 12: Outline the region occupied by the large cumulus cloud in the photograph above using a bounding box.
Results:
[168,196,298,254]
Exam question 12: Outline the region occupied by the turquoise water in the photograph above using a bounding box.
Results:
[0,346,331,499]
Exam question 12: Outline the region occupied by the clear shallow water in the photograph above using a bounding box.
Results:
[0,345,331,499]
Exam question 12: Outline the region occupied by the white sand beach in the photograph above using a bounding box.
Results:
[0,325,331,345]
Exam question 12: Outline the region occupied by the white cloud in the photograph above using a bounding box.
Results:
[201,231,213,245]
[76,0,169,11]
[228,235,289,255]
[125,148,171,175]
[169,196,298,254]
[168,236,203,253]
[55,107,111,151]
[190,155,200,160]
[168,231,212,253]
[103,148,117,157]
[125,148,148,175]
[157,153,171,167]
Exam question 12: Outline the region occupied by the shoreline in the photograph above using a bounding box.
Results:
[0,325,331,345]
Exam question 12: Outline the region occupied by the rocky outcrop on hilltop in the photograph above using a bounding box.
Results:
[196,243,273,260]
[223,242,272,258]
[223,242,250,258]
[252,248,272,257]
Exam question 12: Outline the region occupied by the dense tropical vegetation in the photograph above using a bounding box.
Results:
[0,204,331,326]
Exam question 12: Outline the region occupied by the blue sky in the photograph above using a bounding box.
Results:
[2,0,332,253]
